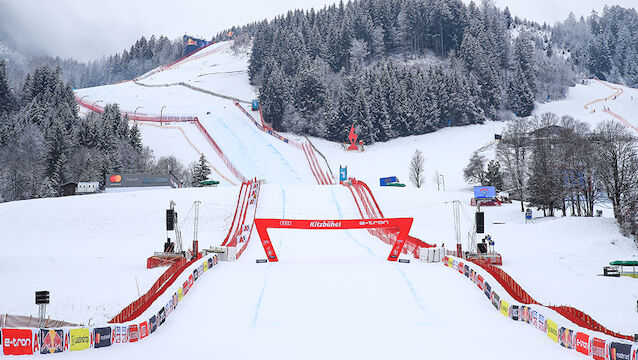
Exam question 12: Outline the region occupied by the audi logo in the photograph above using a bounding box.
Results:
[279,220,292,226]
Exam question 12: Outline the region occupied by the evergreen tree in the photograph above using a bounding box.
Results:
[0,60,15,116]
[485,160,504,191]
[129,122,143,152]
[191,154,212,186]
[463,151,487,185]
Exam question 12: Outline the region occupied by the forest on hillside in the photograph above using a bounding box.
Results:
[240,0,638,144]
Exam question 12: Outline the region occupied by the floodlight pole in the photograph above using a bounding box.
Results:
[160,105,167,126]
[134,106,143,123]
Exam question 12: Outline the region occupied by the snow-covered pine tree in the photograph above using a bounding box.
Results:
[129,122,143,153]
[485,160,504,191]
[191,154,212,187]
[0,60,16,116]
[463,151,487,185]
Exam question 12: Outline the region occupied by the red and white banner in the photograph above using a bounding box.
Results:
[2,328,34,355]
[575,332,590,356]
[591,337,608,360]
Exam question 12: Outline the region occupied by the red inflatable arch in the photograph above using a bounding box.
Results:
[254,218,414,262]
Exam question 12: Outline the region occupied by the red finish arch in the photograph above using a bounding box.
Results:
[254,218,414,262]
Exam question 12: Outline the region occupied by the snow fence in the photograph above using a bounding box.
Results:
[0,254,218,356]
[442,256,637,359]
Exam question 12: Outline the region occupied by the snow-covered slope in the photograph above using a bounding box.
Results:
[4,39,635,359]
[75,41,314,185]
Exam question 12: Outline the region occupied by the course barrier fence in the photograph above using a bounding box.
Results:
[468,258,634,342]
[344,178,435,259]
[1,254,218,356]
[75,96,247,184]
[443,256,637,359]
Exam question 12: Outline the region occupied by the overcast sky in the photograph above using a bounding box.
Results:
[0,0,635,62]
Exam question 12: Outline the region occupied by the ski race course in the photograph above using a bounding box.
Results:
[1,40,638,359]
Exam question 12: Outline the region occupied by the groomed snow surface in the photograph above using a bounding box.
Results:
[2,40,636,358]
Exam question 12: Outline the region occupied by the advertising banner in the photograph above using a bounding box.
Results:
[69,328,90,351]
[178,287,183,301]
[520,306,531,323]
[189,274,194,287]
[93,327,112,349]
[476,275,484,290]
[158,308,166,326]
[609,342,632,360]
[484,282,491,299]
[531,310,539,327]
[591,337,607,360]
[139,322,149,339]
[536,313,546,332]
[203,261,209,272]
[575,332,590,355]
[193,268,199,282]
[127,324,139,343]
[452,260,458,270]
[546,319,558,343]
[558,327,574,349]
[458,262,464,274]
[500,300,509,317]
[208,257,213,268]
[149,316,157,334]
[474,186,496,199]
[491,292,500,310]
[172,292,179,309]
[470,269,476,282]
[509,305,519,320]
[2,328,33,355]
[40,329,64,354]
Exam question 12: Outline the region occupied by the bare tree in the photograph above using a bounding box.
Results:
[497,118,531,212]
[592,120,638,222]
[409,149,425,188]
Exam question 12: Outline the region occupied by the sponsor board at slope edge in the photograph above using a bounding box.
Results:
[2,328,35,355]
[0,254,218,356]
[40,329,64,354]
[69,328,90,351]
[441,256,638,359]
[94,327,112,348]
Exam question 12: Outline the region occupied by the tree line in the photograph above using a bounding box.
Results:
[2,34,184,91]
[247,0,576,144]
[553,6,638,86]
[0,61,203,202]
[465,113,638,243]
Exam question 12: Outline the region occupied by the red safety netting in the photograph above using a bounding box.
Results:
[469,258,633,341]
[109,254,201,324]
[76,96,248,183]
[344,178,434,259]
[220,180,260,259]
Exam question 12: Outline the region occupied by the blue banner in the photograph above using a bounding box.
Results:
[474,186,496,199]
[380,176,398,186]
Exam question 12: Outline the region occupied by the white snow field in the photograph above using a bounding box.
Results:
[2,40,636,359]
